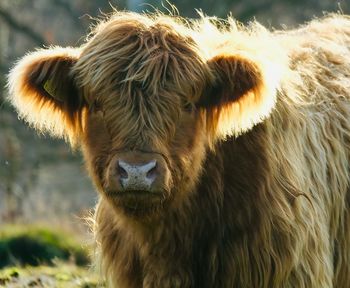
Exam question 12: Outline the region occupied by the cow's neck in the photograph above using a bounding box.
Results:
[95,124,274,287]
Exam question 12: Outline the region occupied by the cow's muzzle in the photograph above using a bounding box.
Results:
[105,150,171,201]
[118,159,157,190]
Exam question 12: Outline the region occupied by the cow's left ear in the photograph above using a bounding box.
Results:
[7,47,84,146]
[198,54,280,141]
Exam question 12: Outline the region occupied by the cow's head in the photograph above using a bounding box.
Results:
[8,13,282,220]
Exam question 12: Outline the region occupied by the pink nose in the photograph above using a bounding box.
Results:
[117,160,158,190]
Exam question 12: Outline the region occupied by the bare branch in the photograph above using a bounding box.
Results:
[0,6,47,45]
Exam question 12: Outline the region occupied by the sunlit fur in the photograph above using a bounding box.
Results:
[7,11,350,287]
[7,47,84,145]
[74,13,210,148]
[192,15,286,143]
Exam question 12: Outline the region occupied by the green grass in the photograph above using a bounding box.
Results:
[0,225,105,287]
[0,225,90,268]
[0,263,104,287]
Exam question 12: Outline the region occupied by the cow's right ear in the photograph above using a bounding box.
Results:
[7,47,84,145]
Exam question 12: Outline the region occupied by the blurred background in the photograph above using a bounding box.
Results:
[0,0,349,232]
[0,0,349,242]
[0,0,349,229]
[0,0,349,285]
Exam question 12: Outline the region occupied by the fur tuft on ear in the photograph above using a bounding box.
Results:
[193,17,286,144]
[201,52,283,144]
[7,47,84,146]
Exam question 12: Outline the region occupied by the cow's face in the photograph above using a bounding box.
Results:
[8,13,281,220]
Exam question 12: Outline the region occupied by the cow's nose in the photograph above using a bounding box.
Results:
[117,160,158,190]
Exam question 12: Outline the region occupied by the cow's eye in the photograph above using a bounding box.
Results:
[91,99,102,112]
[183,102,194,113]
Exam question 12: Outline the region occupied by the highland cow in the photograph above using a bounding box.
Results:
[7,11,350,287]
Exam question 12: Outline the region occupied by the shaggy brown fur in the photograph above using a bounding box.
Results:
[7,11,350,287]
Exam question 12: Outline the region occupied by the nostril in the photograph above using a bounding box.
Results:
[117,161,128,179]
[146,163,158,180]
[117,159,158,189]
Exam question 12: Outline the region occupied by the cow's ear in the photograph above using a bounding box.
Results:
[198,54,281,142]
[7,47,84,145]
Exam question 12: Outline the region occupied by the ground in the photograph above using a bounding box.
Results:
[0,264,104,287]
[0,225,104,288]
